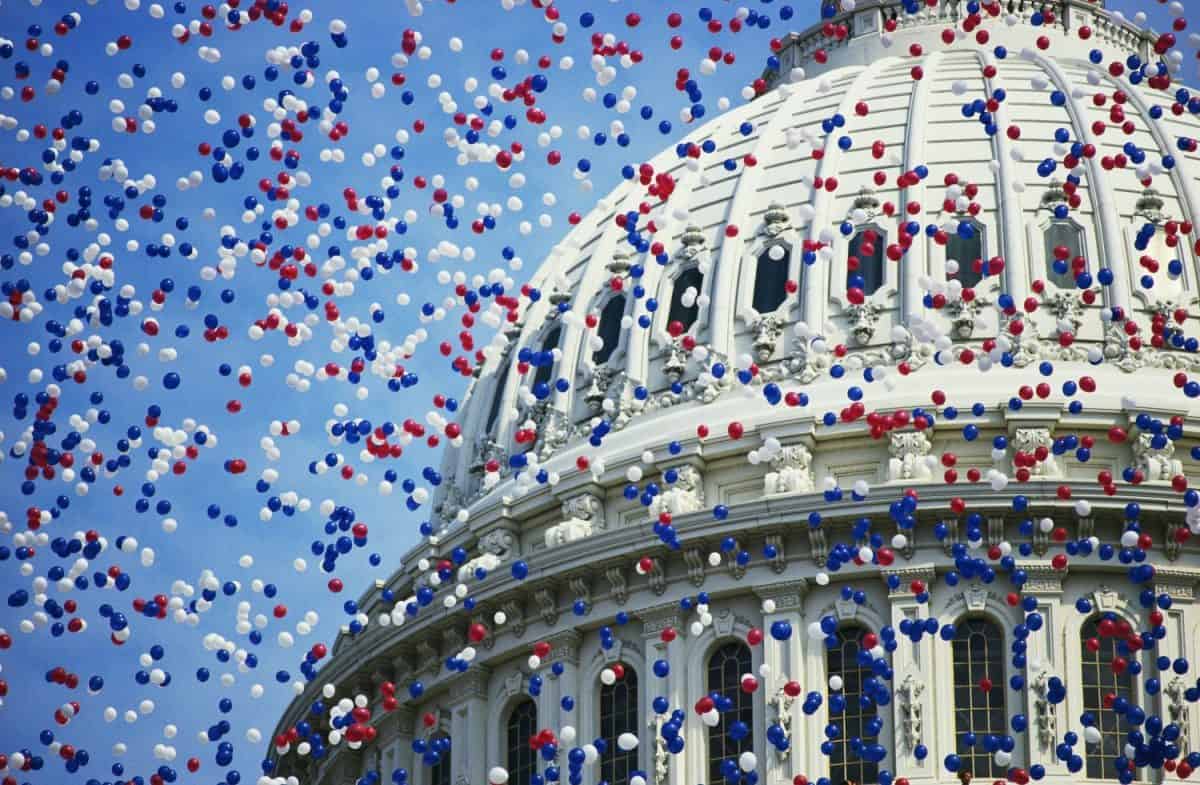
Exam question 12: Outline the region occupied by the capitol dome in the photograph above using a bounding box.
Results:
[269,3,1200,785]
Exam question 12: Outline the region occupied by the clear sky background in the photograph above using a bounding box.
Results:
[0,1,1182,784]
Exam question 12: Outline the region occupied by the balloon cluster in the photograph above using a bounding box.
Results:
[0,1,1199,785]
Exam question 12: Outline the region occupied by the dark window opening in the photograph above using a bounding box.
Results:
[752,247,790,313]
[592,295,626,365]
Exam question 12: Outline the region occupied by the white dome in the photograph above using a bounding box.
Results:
[439,0,1199,512]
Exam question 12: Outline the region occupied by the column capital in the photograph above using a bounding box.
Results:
[639,602,682,638]
[447,665,491,704]
[1016,561,1066,594]
[883,563,936,596]
[1154,566,1197,603]
[753,579,808,611]
[542,629,583,667]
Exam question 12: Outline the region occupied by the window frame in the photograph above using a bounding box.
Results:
[1079,614,1138,780]
[950,615,1008,780]
[505,698,539,785]
[942,217,988,291]
[1039,217,1088,291]
[706,640,755,785]
[826,623,881,785]
[591,292,629,367]
[599,666,640,785]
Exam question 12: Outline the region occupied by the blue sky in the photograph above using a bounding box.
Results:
[0,1,1180,784]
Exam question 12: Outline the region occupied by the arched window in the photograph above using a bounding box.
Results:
[600,667,640,785]
[848,229,884,296]
[485,362,511,435]
[952,617,1007,780]
[506,699,539,785]
[752,246,790,314]
[946,221,985,290]
[1044,220,1084,289]
[429,732,451,785]
[592,295,626,365]
[1080,615,1136,779]
[667,267,704,333]
[827,624,880,784]
[707,641,754,784]
[532,326,562,390]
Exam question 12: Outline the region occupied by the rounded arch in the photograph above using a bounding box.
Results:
[684,616,765,785]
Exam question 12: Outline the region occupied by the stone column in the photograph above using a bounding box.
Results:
[1017,562,1067,777]
[449,666,491,785]
[885,565,936,783]
[1155,568,1198,762]
[538,630,583,752]
[754,581,808,785]
[391,707,417,783]
[642,602,686,785]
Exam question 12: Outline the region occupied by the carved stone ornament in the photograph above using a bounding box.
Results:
[764,533,787,574]
[845,300,884,346]
[1166,676,1191,755]
[851,187,882,221]
[1012,427,1059,478]
[1038,288,1087,336]
[761,202,791,238]
[897,671,925,755]
[662,337,690,384]
[582,365,613,412]
[649,465,704,518]
[808,525,828,567]
[532,403,571,462]
[544,491,604,549]
[677,224,707,262]
[607,245,633,277]
[534,587,558,627]
[888,431,933,482]
[649,714,669,785]
[1165,521,1188,562]
[605,566,629,605]
[751,313,787,363]
[764,444,815,496]
[457,527,516,582]
[768,683,794,760]
[1132,432,1183,482]
[1134,187,1167,223]
[683,547,707,587]
[1031,669,1058,752]
[501,598,527,639]
[1038,180,1069,213]
[945,294,989,340]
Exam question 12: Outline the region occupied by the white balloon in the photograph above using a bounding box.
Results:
[489,767,510,785]
[702,709,720,727]
[617,732,639,751]
[828,675,844,692]
[738,751,757,772]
